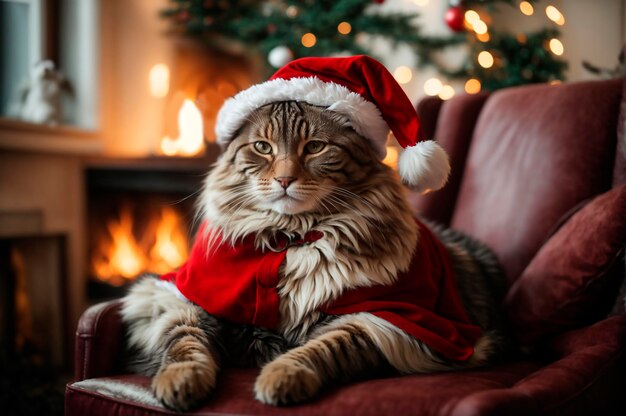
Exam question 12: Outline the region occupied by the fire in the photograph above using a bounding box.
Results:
[149,207,189,274]
[92,207,189,286]
[160,99,205,157]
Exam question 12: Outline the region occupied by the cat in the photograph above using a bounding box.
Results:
[120,101,509,411]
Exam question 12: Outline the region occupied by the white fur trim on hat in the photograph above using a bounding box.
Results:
[215,77,390,159]
[398,140,450,193]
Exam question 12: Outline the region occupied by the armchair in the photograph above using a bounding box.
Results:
[66,77,626,415]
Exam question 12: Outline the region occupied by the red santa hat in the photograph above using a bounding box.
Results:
[215,55,450,193]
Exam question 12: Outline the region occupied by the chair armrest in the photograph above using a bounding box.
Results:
[74,299,125,381]
[450,315,626,416]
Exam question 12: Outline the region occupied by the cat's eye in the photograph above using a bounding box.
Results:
[254,141,273,155]
[304,140,326,154]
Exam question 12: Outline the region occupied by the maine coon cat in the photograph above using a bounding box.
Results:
[120,100,509,411]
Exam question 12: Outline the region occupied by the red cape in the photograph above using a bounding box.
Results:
[162,220,481,361]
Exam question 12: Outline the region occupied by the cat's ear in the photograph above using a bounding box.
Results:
[323,109,353,130]
[398,141,450,194]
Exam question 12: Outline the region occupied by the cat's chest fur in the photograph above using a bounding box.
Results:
[274,217,418,344]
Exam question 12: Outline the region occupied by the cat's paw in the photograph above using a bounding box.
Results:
[152,361,217,411]
[254,359,322,406]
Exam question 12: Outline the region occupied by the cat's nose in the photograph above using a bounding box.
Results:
[275,176,296,189]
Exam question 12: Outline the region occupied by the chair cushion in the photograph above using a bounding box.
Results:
[504,185,626,344]
[64,316,626,416]
[66,363,542,416]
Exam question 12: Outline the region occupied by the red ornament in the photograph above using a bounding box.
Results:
[373,0,385,3]
[176,10,190,23]
[445,6,465,32]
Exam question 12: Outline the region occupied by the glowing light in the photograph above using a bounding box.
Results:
[393,66,413,84]
[516,33,528,44]
[464,78,481,94]
[465,10,480,25]
[160,99,205,156]
[383,146,399,169]
[478,51,494,68]
[519,1,534,16]
[286,5,299,17]
[476,32,490,42]
[549,38,564,55]
[337,21,352,35]
[423,78,443,96]
[550,80,562,86]
[473,20,488,35]
[411,0,429,6]
[438,85,455,100]
[301,32,317,47]
[148,64,170,98]
[546,5,565,25]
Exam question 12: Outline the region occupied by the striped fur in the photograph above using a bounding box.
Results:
[121,102,509,410]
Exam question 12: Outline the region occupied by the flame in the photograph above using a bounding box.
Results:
[149,207,189,274]
[161,99,205,156]
[91,207,189,286]
[149,63,170,98]
[383,146,399,170]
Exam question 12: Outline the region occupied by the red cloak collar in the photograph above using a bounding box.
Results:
[162,220,481,362]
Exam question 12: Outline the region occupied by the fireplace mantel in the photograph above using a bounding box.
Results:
[0,117,103,155]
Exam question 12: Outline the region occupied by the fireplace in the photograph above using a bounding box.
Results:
[85,150,218,301]
[0,232,68,369]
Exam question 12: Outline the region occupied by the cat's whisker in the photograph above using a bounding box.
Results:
[168,188,204,206]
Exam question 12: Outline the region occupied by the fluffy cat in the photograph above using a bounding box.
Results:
[121,101,508,411]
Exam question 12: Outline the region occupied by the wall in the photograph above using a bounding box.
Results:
[98,0,255,158]
[99,0,174,157]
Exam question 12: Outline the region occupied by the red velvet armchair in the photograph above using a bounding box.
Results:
[65,78,626,415]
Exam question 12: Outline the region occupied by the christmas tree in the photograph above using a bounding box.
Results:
[161,0,567,94]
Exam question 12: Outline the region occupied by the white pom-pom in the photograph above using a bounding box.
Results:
[268,46,294,68]
[398,140,450,193]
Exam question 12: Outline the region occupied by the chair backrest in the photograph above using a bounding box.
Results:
[414,93,490,224]
[415,79,623,284]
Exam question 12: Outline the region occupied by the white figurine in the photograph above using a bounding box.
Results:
[14,60,73,125]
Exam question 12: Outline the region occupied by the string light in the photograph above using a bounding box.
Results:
[423,78,443,96]
[337,21,352,35]
[465,78,481,94]
[473,20,488,35]
[465,10,480,25]
[519,1,534,16]
[438,85,455,100]
[393,66,413,84]
[301,33,317,47]
[545,5,565,25]
[549,38,564,55]
[476,32,490,42]
[286,6,299,18]
[478,51,494,68]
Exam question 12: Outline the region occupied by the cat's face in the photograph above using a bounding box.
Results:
[225,101,379,215]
